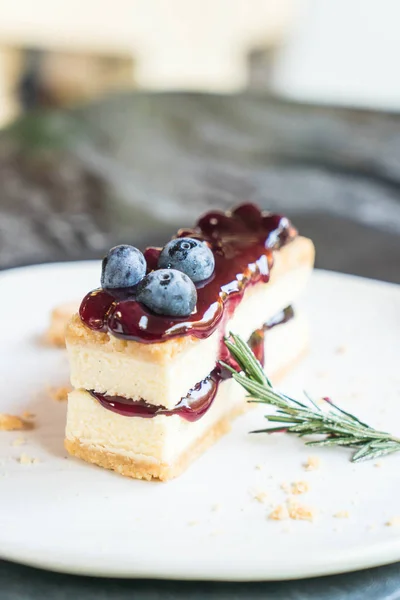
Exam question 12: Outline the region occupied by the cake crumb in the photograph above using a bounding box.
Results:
[280,482,291,494]
[268,504,289,521]
[291,481,310,495]
[386,516,400,527]
[335,345,347,355]
[304,456,321,471]
[44,301,77,347]
[47,385,71,402]
[255,464,263,471]
[374,461,383,468]
[0,414,32,431]
[11,437,26,447]
[287,500,315,522]
[253,490,268,504]
[334,510,349,519]
[18,453,39,465]
[211,503,221,513]
[22,411,35,420]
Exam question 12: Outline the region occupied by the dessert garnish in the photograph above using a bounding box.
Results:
[101,244,147,289]
[136,269,197,317]
[224,332,400,463]
[157,237,215,282]
[98,237,211,319]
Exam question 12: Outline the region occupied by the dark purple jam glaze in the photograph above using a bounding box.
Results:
[90,368,220,423]
[79,204,296,344]
[89,306,294,421]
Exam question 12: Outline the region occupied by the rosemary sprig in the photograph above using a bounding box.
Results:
[221,332,400,463]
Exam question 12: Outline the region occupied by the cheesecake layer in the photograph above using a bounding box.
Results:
[65,312,308,480]
[66,237,314,409]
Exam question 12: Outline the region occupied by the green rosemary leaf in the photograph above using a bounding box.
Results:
[222,333,400,464]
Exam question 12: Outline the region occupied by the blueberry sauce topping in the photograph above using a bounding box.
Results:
[90,305,294,421]
[79,204,296,343]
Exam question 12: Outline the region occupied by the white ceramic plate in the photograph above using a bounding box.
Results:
[0,263,399,581]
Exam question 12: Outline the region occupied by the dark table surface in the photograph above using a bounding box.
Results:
[0,92,399,598]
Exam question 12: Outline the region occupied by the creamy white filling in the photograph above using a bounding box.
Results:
[66,313,308,465]
[67,265,311,408]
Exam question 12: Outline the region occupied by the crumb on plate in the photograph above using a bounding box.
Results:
[253,490,268,504]
[44,301,78,347]
[268,504,289,521]
[22,411,35,420]
[386,517,400,527]
[11,437,26,447]
[18,453,40,465]
[47,385,71,402]
[291,481,310,495]
[304,456,321,471]
[333,510,349,519]
[335,345,347,355]
[287,500,315,522]
[0,414,32,431]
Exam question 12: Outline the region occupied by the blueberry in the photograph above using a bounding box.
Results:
[158,237,215,282]
[101,245,146,289]
[136,269,197,317]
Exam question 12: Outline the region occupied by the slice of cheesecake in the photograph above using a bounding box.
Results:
[65,204,315,480]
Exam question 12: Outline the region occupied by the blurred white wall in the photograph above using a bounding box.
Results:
[272,0,400,111]
[0,0,293,90]
[3,0,398,120]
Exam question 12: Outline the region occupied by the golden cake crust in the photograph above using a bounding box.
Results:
[65,236,315,361]
[65,404,243,482]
